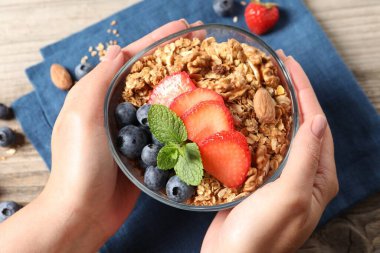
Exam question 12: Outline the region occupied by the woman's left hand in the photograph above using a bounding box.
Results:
[0,19,202,253]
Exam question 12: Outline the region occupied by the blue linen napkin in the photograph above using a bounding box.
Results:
[12,0,380,252]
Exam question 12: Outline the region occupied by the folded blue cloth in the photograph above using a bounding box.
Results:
[12,0,380,252]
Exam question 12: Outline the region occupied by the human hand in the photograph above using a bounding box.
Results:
[0,19,203,253]
[202,51,339,253]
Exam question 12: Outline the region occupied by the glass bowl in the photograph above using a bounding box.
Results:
[104,24,299,211]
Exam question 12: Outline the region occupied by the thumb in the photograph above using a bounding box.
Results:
[78,45,125,99]
[281,114,327,191]
[66,45,125,111]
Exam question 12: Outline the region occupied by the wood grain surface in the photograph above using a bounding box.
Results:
[0,0,379,252]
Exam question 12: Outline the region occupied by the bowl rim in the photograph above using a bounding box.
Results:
[104,23,300,212]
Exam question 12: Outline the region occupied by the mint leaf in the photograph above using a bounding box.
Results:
[148,104,187,144]
[157,143,179,170]
[148,105,203,185]
[174,143,204,186]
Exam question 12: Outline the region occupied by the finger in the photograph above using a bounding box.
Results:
[316,128,339,203]
[189,20,206,40]
[64,45,124,111]
[191,20,204,26]
[284,57,324,123]
[280,114,327,192]
[122,19,191,58]
[201,210,230,252]
[276,49,287,61]
[80,45,124,96]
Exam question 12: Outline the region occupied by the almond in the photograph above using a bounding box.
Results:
[50,64,73,90]
[253,88,275,123]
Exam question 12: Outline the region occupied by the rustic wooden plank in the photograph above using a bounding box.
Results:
[0,0,379,251]
[0,0,140,204]
[300,0,380,251]
[305,0,380,113]
[299,193,380,252]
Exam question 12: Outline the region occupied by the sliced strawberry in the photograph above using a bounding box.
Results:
[148,72,196,107]
[199,131,250,188]
[170,88,224,117]
[182,101,234,143]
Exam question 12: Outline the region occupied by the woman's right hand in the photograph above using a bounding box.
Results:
[202,51,339,253]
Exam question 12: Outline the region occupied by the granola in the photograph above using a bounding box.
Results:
[123,37,292,206]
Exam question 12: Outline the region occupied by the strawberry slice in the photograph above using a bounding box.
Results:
[199,131,250,188]
[148,72,196,107]
[182,101,234,143]
[170,88,224,117]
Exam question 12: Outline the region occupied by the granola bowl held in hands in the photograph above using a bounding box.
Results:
[105,24,299,211]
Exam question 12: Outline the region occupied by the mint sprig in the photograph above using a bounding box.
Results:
[148,104,187,144]
[174,143,203,186]
[148,105,203,186]
[157,143,179,170]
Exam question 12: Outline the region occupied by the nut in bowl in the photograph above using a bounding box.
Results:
[105,24,299,211]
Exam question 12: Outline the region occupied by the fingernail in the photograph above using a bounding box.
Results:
[311,115,327,139]
[179,18,190,28]
[276,49,286,58]
[191,20,204,26]
[103,45,121,61]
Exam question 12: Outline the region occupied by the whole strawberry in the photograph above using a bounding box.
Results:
[244,0,279,35]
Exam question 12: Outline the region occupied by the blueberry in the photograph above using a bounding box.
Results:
[0,201,22,223]
[151,133,163,146]
[115,102,137,127]
[0,104,12,120]
[213,0,234,17]
[117,125,150,159]
[74,62,93,80]
[144,166,170,191]
[136,104,151,127]
[0,127,16,147]
[166,176,195,202]
[141,144,161,166]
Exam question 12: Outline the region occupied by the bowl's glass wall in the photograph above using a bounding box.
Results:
[105,24,299,211]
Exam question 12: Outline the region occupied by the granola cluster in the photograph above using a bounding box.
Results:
[123,37,293,206]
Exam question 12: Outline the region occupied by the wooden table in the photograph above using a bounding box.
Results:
[0,0,379,251]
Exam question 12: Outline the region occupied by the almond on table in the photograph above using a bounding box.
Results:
[50,64,73,90]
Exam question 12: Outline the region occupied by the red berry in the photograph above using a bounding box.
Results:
[148,72,196,107]
[244,2,279,35]
[182,101,234,144]
[170,88,224,117]
[199,131,250,188]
